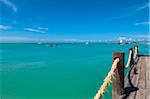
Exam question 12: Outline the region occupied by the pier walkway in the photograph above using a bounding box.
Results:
[94,46,150,99]
[122,55,150,99]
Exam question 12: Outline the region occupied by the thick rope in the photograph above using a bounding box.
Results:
[134,47,138,59]
[134,47,138,64]
[94,58,120,99]
[125,50,132,68]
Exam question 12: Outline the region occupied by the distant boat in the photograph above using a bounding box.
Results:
[46,44,58,47]
[85,42,89,45]
[119,39,123,44]
[37,42,42,44]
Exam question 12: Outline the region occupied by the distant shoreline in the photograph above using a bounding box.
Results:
[0,41,150,45]
[112,41,150,45]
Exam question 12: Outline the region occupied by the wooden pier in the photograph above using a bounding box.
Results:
[94,46,150,99]
[119,55,150,99]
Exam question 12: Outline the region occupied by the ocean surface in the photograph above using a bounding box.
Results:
[1,43,149,99]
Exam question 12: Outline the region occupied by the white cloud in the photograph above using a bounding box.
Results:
[0,25,12,30]
[24,26,48,33]
[0,0,17,12]
[134,21,150,26]
[0,36,39,42]
[133,34,150,38]
[117,35,149,41]
[110,2,149,19]
[118,37,127,40]
[137,3,149,10]
[125,34,150,41]
[128,38,132,41]
[24,28,46,33]
[37,27,48,31]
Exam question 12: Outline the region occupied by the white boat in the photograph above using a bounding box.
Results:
[119,39,123,43]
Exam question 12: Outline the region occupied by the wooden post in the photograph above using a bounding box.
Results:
[129,48,134,66]
[112,52,124,99]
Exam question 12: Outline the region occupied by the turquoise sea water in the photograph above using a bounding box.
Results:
[1,43,149,99]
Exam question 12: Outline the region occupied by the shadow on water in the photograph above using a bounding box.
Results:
[122,63,139,99]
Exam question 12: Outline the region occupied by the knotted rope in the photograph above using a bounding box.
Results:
[94,58,120,99]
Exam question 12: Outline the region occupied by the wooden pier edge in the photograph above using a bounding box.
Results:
[112,52,124,99]
[94,45,150,99]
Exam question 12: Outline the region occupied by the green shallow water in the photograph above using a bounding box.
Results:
[0,43,149,99]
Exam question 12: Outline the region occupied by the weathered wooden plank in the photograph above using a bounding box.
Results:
[145,56,150,99]
[135,56,146,99]
[122,57,141,99]
[120,55,150,99]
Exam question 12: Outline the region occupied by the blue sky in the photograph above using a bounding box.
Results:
[0,0,149,42]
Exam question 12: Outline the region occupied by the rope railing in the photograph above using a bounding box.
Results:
[94,46,139,99]
[94,58,120,99]
[125,46,139,68]
[125,49,132,68]
[134,46,138,61]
